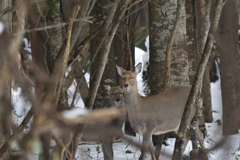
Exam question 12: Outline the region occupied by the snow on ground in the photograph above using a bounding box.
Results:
[12,87,32,131]
[204,61,240,160]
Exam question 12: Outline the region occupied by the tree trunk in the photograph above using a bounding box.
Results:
[186,0,200,156]
[167,0,190,158]
[148,0,171,156]
[172,0,223,159]
[89,0,119,109]
[202,56,213,122]
[195,0,213,122]
[186,2,209,158]
[148,0,188,158]
[45,2,62,73]
[148,0,173,93]
[0,1,12,159]
[215,0,240,135]
[186,0,197,85]
[168,0,189,87]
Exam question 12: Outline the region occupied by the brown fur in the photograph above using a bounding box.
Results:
[80,86,126,160]
[116,63,204,160]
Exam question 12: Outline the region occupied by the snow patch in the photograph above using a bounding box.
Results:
[62,107,88,119]
[0,21,4,35]
[135,47,146,96]
[23,38,32,53]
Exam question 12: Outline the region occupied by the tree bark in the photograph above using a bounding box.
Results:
[215,0,240,135]
[0,1,12,159]
[148,0,172,157]
[186,0,197,84]
[202,55,213,122]
[148,0,188,158]
[195,0,213,122]
[45,2,62,73]
[172,0,223,159]
[148,0,173,93]
[89,0,119,109]
[186,2,209,157]
[168,0,189,88]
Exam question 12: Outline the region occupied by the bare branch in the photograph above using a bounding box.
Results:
[52,134,72,159]
[23,17,92,33]
[54,5,80,108]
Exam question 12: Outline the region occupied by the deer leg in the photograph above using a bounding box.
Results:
[149,138,157,160]
[102,137,114,160]
[140,131,156,160]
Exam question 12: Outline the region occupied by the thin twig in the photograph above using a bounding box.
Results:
[21,68,35,86]
[122,0,150,20]
[53,134,72,160]
[22,17,92,33]
[0,6,15,16]
[127,0,144,9]
[67,28,102,69]
[0,107,33,157]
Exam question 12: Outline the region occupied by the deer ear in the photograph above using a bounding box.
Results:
[103,85,111,91]
[116,65,125,77]
[135,62,142,74]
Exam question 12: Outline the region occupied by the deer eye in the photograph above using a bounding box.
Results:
[131,76,134,79]
[111,93,114,95]
[119,92,123,95]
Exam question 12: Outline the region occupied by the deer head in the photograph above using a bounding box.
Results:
[116,63,142,93]
[104,85,125,107]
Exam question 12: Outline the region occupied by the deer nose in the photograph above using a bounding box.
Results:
[124,84,128,88]
[116,98,120,102]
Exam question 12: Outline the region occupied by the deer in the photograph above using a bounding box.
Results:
[116,62,204,160]
[80,85,126,160]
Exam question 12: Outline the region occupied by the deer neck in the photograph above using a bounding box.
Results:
[124,86,142,109]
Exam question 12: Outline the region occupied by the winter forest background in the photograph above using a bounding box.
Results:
[0,0,240,160]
